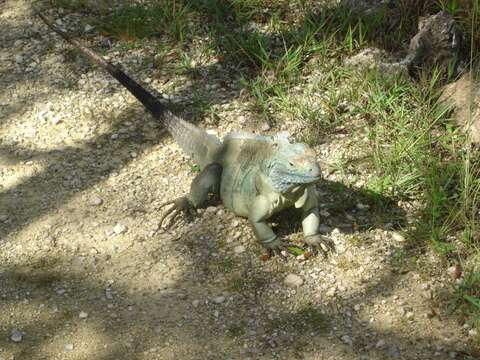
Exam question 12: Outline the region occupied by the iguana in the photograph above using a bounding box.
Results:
[36,10,334,256]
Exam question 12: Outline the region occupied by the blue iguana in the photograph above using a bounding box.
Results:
[36,11,333,256]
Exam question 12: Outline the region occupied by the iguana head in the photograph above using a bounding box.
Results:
[264,132,321,193]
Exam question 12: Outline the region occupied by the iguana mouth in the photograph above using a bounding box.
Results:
[285,172,321,185]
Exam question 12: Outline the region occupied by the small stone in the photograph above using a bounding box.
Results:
[84,24,94,33]
[10,329,23,342]
[89,195,103,206]
[56,288,66,295]
[79,311,88,319]
[65,343,74,351]
[319,209,330,217]
[192,300,200,308]
[375,339,386,349]
[447,264,462,279]
[238,115,246,124]
[356,203,370,210]
[326,287,336,297]
[296,254,306,262]
[212,296,225,304]
[15,54,23,63]
[386,345,401,358]
[284,274,303,288]
[105,290,113,300]
[405,311,414,320]
[51,116,61,125]
[260,122,271,131]
[111,133,119,140]
[341,334,353,346]
[468,329,478,337]
[113,223,127,235]
[354,304,361,311]
[319,224,331,233]
[233,245,245,254]
[391,232,405,242]
[0,214,8,222]
[213,310,219,318]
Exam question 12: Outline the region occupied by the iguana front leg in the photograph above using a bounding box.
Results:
[299,186,335,255]
[248,195,284,250]
[159,163,222,227]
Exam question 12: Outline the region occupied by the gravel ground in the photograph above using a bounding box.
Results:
[0,1,479,359]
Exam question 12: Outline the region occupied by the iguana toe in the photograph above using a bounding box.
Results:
[260,238,297,261]
[158,196,195,229]
[304,234,335,257]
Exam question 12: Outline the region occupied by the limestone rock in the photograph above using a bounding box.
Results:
[440,72,480,142]
[406,11,465,77]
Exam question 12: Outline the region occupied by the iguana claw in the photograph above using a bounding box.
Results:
[304,234,335,257]
[260,238,297,261]
[158,196,196,229]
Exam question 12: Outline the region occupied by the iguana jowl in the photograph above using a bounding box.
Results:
[36,11,333,255]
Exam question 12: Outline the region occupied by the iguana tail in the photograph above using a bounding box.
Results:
[35,9,220,169]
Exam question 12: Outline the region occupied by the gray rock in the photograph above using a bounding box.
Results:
[15,54,23,63]
[406,11,465,77]
[10,328,23,342]
[84,24,95,33]
[212,296,225,304]
[284,274,303,288]
[65,343,74,351]
[56,288,66,295]
[89,195,103,206]
[386,345,401,358]
[341,334,353,346]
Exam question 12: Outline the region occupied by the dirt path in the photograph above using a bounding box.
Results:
[0,1,477,359]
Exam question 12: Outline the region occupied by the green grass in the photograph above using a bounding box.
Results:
[449,271,480,329]
[99,1,192,41]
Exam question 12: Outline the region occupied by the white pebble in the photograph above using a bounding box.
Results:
[79,311,88,319]
[233,245,245,254]
[284,274,303,288]
[113,223,127,235]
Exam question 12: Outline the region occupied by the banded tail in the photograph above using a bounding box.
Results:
[35,9,221,169]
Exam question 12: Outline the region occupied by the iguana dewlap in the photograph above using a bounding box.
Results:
[36,10,332,254]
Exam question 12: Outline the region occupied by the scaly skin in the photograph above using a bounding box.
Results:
[36,12,333,255]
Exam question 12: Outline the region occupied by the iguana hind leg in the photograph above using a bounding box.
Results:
[159,163,222,228]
